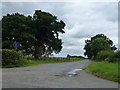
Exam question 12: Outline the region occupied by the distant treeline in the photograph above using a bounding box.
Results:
[67,54,85,59]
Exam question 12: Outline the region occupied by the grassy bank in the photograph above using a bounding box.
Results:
[3,57,84,68]
[86,61,119,83]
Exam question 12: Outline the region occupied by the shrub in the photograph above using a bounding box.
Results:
[96,50,114,61]
[1,49,23,66]
[92,56,95,60]
[106,51,120,62]
[24,56,34,60]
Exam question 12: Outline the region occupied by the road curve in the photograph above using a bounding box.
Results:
[2,60,118,88]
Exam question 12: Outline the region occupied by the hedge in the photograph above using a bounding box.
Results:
[106,51,120,62]
[96,50,120,62]
[96,50,114,61]
[1,49,23,66]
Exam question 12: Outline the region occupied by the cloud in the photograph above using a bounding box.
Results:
[2,2,118,57]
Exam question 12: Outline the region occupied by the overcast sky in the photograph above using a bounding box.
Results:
[2,2,118,57]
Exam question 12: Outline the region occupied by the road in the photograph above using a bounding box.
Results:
[2,60,118,88]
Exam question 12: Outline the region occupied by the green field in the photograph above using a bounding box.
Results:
[3,57,84,68]
[86,61,119,83]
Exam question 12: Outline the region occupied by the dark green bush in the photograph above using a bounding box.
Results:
[106,51,120,62]
[96,50,114,61]
[1,49,23,66]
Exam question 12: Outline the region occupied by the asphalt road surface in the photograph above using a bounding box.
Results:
[2,60,118,88]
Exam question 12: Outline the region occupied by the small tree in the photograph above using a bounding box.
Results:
[90,38,111,58]
[84,34,117,59]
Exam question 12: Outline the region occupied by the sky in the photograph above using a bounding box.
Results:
[1,2,118,57]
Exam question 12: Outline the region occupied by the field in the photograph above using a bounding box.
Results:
[3,56,84,68]
[86,61,119,83]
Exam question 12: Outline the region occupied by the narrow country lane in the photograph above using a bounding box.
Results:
[2,60,118,88]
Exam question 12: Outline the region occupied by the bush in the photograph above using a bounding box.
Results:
[106,51,120,62]
[96,50,114,61]
[1,49,23,66]
[24,56,34,60]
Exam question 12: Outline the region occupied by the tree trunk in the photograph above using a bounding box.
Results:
[34,45,39,60]
[34,43,45,60]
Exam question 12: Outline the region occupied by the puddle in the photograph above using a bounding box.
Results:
[65,69,82,77]
[55,69,82,77]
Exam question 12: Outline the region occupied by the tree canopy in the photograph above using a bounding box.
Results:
[84,34,117,59]
[2,10,65,59]
[2,13,36,55]
[33,10,65,59]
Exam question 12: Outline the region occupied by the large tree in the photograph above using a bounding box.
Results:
[33,10,65,59]
[84,34,117,59]
[2,10,65,59]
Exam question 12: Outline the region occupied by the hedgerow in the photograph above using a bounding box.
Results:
[1,49,23,66]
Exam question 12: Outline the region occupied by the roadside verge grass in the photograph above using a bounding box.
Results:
[3,57,84,68]
[85,61,119,83]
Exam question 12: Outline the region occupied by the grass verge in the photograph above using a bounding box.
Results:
[3,57,84,68]
[85,60,119,83]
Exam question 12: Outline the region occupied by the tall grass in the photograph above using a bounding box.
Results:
[86,61,119,83]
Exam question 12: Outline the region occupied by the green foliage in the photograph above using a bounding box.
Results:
[84,34,116,59]
[91,34,113,46]
[96,50,120,62]
[24,56,35,60]
[96,50,114,61]
[3,59,41,68]
[105,51,120,62]
[86,61,119,83]
[33,10,65,59]
[2,10,65,59]
[3,56,84,68]
[2,13,36,55]
[91,38,111,58]
[1,49,23,66]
